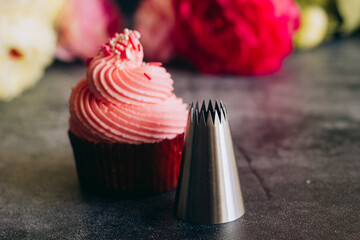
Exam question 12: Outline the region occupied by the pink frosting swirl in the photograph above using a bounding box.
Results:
[69,29,187,144]
[87,56,175,105]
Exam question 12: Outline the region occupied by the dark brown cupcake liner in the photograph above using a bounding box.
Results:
[68,131,184,196]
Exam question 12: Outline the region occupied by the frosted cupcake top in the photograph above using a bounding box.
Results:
[69,29,187,144]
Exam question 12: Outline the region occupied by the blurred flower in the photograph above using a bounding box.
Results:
[56,0,123,62]
[0,15,56,101]
[135,0,175,62]
[0,0,65,26]
[295,6,328,49]
[296,0,360,48]
[173,0,300,75]
[336,0,360,34]
[296,0,329,7]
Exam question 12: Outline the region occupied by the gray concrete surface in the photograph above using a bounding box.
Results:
[1,37,359,239]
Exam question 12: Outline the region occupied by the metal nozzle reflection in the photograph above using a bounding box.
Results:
[174,100,245,224]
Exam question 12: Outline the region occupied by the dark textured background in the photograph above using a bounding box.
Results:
[1,37,360,239]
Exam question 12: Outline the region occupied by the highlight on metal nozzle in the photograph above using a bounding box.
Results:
[175,100,245,224]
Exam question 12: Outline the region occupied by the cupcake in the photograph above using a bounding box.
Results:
[68,28,187,195]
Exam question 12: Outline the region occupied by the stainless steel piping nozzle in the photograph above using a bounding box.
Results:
[174,100,245,224]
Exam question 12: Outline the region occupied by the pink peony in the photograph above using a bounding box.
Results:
[134,0,175,62]
[173,0,300,75]
[56,0,123,62]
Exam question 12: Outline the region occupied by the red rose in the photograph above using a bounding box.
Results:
[173,0,300,75]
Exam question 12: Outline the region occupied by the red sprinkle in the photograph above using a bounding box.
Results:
[129,37,136,50]
[114,45,122,52]
[144,73,151,80]
[137,44,141,52]
[117,41,127,48]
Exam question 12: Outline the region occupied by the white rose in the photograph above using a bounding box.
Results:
[0,0,65,26]
[0,15,56,101]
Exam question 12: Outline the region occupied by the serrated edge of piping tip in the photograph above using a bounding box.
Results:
[189,100,228,125]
